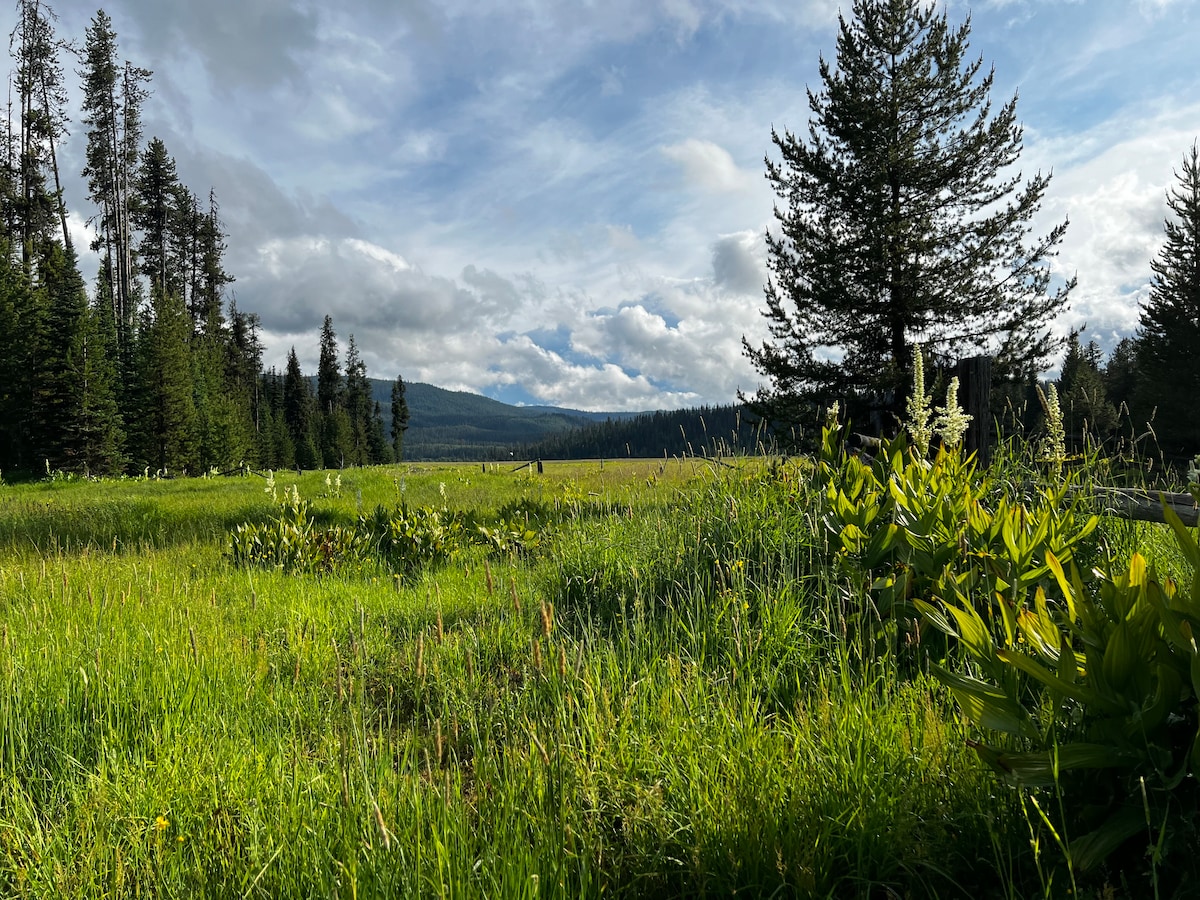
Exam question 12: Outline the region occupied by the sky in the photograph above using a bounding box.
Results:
[3,0,1198,411]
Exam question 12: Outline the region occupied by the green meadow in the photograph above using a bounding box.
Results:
[0,445,1195,898]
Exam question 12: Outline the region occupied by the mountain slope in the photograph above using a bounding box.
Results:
[368,380,637,460]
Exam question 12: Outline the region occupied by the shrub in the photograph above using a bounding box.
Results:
[231,493,541,578]
[918,508,1200,883]
[229,487,373,574]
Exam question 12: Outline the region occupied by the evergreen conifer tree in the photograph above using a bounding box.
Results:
[31,240,117,472]
[11,0,72,256]
[132,137,181,300]
[74,286,126,474]
[0,241,38,470]
[284,347,319,470]
[344,335,372,466]
[316,315,353,466]
[134,288,198,473]
[79,10,150,354]
[1103,337,1140,422]
[368,400,392,464]
[391,374,410,461]
[1135,143,1200,456]
[1057,331,1116,451]
[744,0,1071,435]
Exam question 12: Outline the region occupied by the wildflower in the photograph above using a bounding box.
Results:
[1036,383,1066,473]
[825,401,840,429]
[934,377,972,449]
[905,344,935,456]
[155,815,170,831]
[264,470,277,502]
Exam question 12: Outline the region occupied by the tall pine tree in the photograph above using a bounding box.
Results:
[132,287,198,474]
[1057,331,1116,451]
[284,347,319,470]
[11,0,72,256]
[1135,142,1200,457]
[344,334,372,466]
[316,315,352,467]
[744,0,1072,435]
[79,10,150,355]
[0,240,38,470]
[391,374,410,461]
[32,240,122,473]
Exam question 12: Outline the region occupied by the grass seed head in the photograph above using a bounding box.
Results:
[373,801,391,851]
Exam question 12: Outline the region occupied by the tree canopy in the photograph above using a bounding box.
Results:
[0,2,402,478]
[1135,143,1200,457]
[744,0,1072,437]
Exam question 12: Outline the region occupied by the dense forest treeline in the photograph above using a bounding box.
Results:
[0,3,407,478]
[518,405,764,461]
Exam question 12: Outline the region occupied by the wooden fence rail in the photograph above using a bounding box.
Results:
[1072,486,1199,527]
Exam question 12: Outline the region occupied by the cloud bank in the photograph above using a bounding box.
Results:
[6,0,1196,408]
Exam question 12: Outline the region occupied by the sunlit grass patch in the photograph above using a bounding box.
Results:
[3,454,1183,897]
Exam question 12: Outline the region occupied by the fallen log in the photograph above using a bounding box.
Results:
[1070,486,1199,527]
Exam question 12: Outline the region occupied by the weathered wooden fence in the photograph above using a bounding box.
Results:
[1073,487,1199,527]
[956,354,1198,526]
[956,355,992,466]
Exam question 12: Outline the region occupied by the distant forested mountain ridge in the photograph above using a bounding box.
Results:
[367,380,641,461]
[362,382,755,462]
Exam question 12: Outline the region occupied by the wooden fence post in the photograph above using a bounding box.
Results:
[956,355,992,466]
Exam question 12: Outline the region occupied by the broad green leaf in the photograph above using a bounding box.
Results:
[1016,596,1061,664]
[863,522,901,568]
[1056,633,1078,686]
[1140,664,1183,732]
[932,666,1035,737]
[1164,502,1200,570]
[997,648,1125,715]
[945,600,993,661]
[1045,549,1080,621]
[988,743,1137,787]
[1070,806,1153,872]
[914,598,953,636]
[1001,513,1021,567]
[1100,622,1136,694]
[1029,512,1050,557]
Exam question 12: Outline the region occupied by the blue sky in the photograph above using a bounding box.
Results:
[5,0,1198,409]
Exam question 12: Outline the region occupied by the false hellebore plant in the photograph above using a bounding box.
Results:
[904,344,972,456]
[823,354,1200,881]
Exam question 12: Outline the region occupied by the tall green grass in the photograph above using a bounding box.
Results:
[0,455,1174,897]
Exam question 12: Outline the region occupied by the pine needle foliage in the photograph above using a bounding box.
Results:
[1136,142,1200,458]
[745,0,1072,435]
